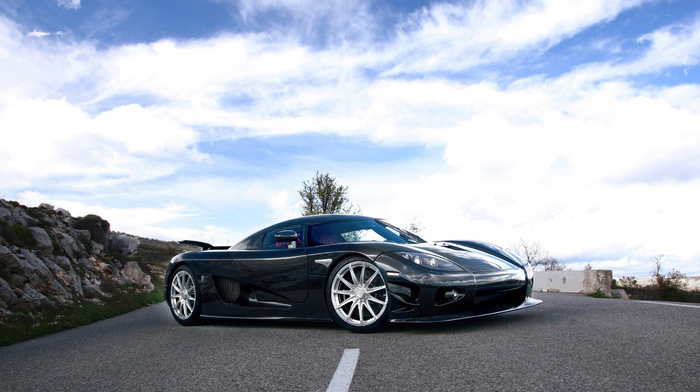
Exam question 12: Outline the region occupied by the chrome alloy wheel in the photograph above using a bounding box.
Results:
[330,260,388,327]
[170,269,196,320]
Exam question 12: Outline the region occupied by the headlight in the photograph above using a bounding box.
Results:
[395,252,464,272]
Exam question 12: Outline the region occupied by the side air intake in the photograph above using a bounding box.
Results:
[213,276,240,304]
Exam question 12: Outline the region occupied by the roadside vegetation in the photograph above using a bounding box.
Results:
[589,289,608,298]
[612,255,700,304]
[0,286,163,346]
[0,239,186,347]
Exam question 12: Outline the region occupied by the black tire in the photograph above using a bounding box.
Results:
[167,265,201,326]
[327,257,389,333]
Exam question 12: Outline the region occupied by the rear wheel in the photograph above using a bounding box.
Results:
[327,257,389,333]
[168,265,201,326]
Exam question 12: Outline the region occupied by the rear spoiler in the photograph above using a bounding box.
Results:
[179,240,230,250]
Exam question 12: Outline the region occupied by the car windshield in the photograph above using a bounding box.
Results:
[308,219,425,246]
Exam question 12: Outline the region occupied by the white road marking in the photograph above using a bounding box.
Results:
[637,301,700,309]
[326,348,360,392]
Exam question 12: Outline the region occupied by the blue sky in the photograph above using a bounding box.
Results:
[1,0,699,278]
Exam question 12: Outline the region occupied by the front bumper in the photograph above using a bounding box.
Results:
[390,297,542,323]
[375,253,537,323]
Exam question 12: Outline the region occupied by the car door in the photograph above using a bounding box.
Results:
[233,226,308,303]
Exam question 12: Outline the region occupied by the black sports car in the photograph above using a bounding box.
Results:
[165,214,541,332]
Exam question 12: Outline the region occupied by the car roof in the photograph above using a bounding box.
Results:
[230,214,380,250]
[264,214,377,230]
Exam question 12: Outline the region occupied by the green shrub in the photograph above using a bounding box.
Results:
[0,223,39,249]
[589,289,607,298]
[15,224,37,248]
[73,214,110,248]
[77,234,93,254]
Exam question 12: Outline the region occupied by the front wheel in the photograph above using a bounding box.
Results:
[168,265,201,326]
[327,258,389,333]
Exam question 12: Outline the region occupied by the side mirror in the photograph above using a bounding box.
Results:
[275,230,299,249]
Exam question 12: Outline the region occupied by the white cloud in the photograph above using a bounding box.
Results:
[57,0,81,10]
[552,15,700,86]
[26,30,64,38]
[232,0,378,45]
[18,191,192,225]
[384,0,649,75]
[91,36,314,108]
[0,20,96,102]
[0,98,92,187]
[93,104,204,159]
[27,30,51,38]
[16,191,237,243]
[0,98,205,188]
[634,17,700,71]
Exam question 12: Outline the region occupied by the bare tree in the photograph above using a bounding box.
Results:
[651,254,687,291]
[512,238,568,271]
[651,254,663,283]
[539,255,568,271]
[405,217,424,234]
[513,238,544,265]
[298,171,359,216]
[616,276,639,289]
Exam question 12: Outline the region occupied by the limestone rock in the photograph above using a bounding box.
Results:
[110,234,140,255]
[0,245,21,275]
[56,232,82,259]
[0,207,11,221]
[18,249,53,287]
[11,211,28,226]
[0,246,44,285]
[91,241,104,255]
[122,261,154,291]
[52,256,82,295]
[0,199,177,319]
[53,255,71,269]
[28,227,53,252]
[77,256,95,271]
[0,277,19,307]
[104,264,134,286]
[18,211,37,226]
[44,258,72,287]
[17,285,54,309]
[611,289,629,300]
[81,279,106,299]
[56,208,71,217]
[145,264,165,282]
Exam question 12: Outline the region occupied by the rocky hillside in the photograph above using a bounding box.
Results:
[0,199,187,324]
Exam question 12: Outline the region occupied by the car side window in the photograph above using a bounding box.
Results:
[261,226,304,249]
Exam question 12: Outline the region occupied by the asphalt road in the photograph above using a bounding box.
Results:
[1,292,698,391]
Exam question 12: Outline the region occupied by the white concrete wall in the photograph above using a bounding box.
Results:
[533,270,612,296]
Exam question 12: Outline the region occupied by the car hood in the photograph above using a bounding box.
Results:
[410,242,522,272]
